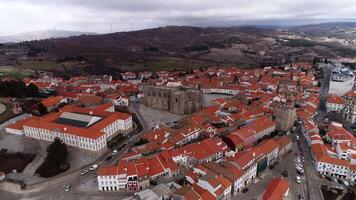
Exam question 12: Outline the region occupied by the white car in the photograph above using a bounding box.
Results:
[89,164,98,171]
[80,169,89,175]
[296,176,301,184]
[111,150,118,156]
[342,180,349,187]
[253,179,259,184]
[64,185,71,192]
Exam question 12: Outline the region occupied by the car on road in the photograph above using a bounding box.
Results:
[90,164,98,171]
[295,176,301,184]
[326,176,333,181]
[296,169,304,175]
[253,179,259,184]
[80,169,89,175]
[336,185,345,190]
[64,185,71,192]
[242,188,249,193]
[111,150,118,156]
[299,194,304,200]
[342,180,349,187]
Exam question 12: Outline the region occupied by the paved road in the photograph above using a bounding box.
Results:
[295,125,324,200]
[0,103,150,200]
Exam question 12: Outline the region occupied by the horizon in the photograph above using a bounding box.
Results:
[1,0,356,35]
[1,20,356,37]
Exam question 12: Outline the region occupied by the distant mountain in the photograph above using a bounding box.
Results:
[1,24,356,77]
[287,22,356,39]
[0,30,97,43]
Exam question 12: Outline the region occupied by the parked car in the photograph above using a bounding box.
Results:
[242,188,249,193]
[295,176,301,184]
[80,169,89,175]
[111,150,118,156]
[342,180,349,187]
[253,179,259,184]
[326,176,333,182]
[64,185,71,192]
[89,164,98,171]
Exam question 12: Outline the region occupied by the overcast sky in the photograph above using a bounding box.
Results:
[0,0,356,35]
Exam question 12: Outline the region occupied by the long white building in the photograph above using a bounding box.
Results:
[6,104,132,153]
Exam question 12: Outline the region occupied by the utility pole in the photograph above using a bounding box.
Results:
[109,23,113,33]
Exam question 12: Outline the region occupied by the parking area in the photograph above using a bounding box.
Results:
[138,104,182,129]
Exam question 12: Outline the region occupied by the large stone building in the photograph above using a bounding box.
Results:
[143,85,203,115]
[273,103,296,132]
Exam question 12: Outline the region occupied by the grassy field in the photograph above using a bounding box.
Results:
[19,60,59,71]
[0,66,33,80]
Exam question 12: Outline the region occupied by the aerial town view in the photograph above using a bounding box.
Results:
[0,1,356,200]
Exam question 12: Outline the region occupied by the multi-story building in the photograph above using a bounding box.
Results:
[6,104,132,153]
[326,94,345,112]
[309,124,356,182]
[342,90,356,124]
[273,103,296,132]
[97,154,179,192]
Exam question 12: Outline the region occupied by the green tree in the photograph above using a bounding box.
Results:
[46,138,68,166]
[38,103,47,115]
[26,83,39,97]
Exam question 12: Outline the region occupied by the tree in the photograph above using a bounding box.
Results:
[46,138,68,166]
[38,103,47,115]
[15,81,27,98]
[26,83,39,97]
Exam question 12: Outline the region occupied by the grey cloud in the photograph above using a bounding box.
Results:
[0,0,355,35]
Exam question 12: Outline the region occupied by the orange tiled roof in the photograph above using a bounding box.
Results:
[263,177,289,200]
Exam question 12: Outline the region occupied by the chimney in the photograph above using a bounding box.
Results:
[89,111,93,115]
[64,127,67,131]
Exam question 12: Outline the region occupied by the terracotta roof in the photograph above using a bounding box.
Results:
[11,105,131,139]
[258,139,279,155]
[97,166,119,176]
[275,136,292,149]
[174,186,201,200]
[263,177,289,200]
[41,96,63,108]
[327,95,345,105]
